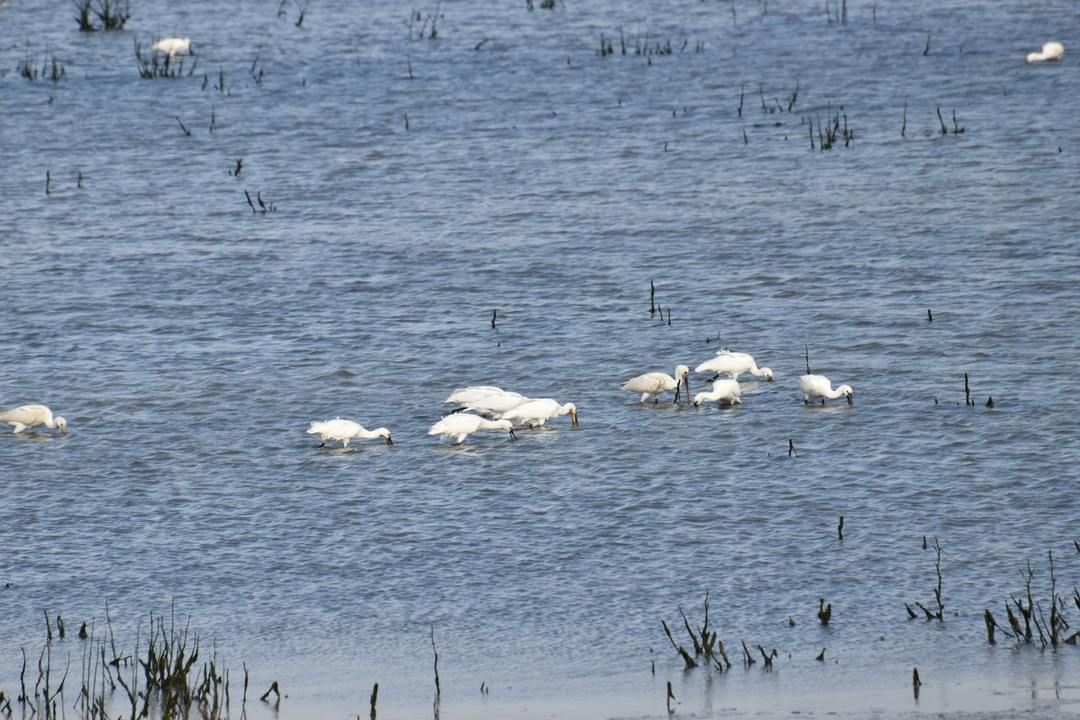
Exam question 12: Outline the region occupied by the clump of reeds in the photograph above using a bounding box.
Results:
[17,49,66,82]
[407,4,443,41]
[597,29,703,58]
[660,593,750,674]
[74,0,130,31]
[806,105,854,150]
[987,551,1078,648]
[13,602,251,720]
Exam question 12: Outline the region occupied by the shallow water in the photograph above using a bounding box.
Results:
[2,0,1080,717]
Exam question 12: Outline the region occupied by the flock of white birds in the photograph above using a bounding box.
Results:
[2,351,854,449]
[3,35,1061,448]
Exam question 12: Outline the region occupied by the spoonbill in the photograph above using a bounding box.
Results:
[693,379,742,406]
[428,413,516,444]
[445,386,510,407]
[307,418,392,448]
[799,374,854,405]
[0,404,68,434]
[1027,41,1064,63]
[694,350,774,381]
[621,365,690,403]
[463,391,530,417]
[501,399,579,428]
[151,37,192,57]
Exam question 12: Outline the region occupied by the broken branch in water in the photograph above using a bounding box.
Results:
[661,620,697,669]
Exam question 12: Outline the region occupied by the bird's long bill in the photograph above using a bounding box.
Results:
[847,394,854,406]
[570,409,579,427]
[683,375,691,401]
[385,435,394,445]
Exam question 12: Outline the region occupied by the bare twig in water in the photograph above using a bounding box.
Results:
[661,620,697,669]
[818,598,831,626]
[259,680,280,703]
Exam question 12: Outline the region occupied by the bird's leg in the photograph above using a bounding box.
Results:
[640,393,649,403]
[11,423,26,433]
[821,398,826,406]
[342,439,350,448]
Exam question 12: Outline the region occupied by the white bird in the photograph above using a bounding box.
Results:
[621,365,690,403]
[0,404,68,434]
[151,37,192,57]
[501,398,579,428]
[799,374,854,405]
[307,418,392,448]
[1027,41,1064,63]
[693,379,742,406]
[694,350,774,381]
[463,391,530,417]
[445,386,510,407]
[428,413,516,444]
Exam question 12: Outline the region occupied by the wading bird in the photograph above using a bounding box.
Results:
[621,365,690,403]
[151,37,192,57]
[0,404,68,434]
[307,418,392,448]
[799,375,854,405]
[428,413,516,445]
[694,350,774,382]
[445,386,511,407]
[501,399,579,428]
[693,379,742,406]
[1026,41,1064,63]
[463,391,530,417]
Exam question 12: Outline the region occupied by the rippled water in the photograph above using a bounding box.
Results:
[2,0,1080,717]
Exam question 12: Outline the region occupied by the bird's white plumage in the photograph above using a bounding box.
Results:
[693,379,742,406]
[621,365,690,403]
[307,418,392,447]
[445,386,509,406]
[799,374,854,404]
[151,37,192,56]
[0,404,67,434]
[1027,41,1064,63]
[694,351,774,381]
[463,391,530,416]
[428,413,515,444]
[501,398,579,428]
